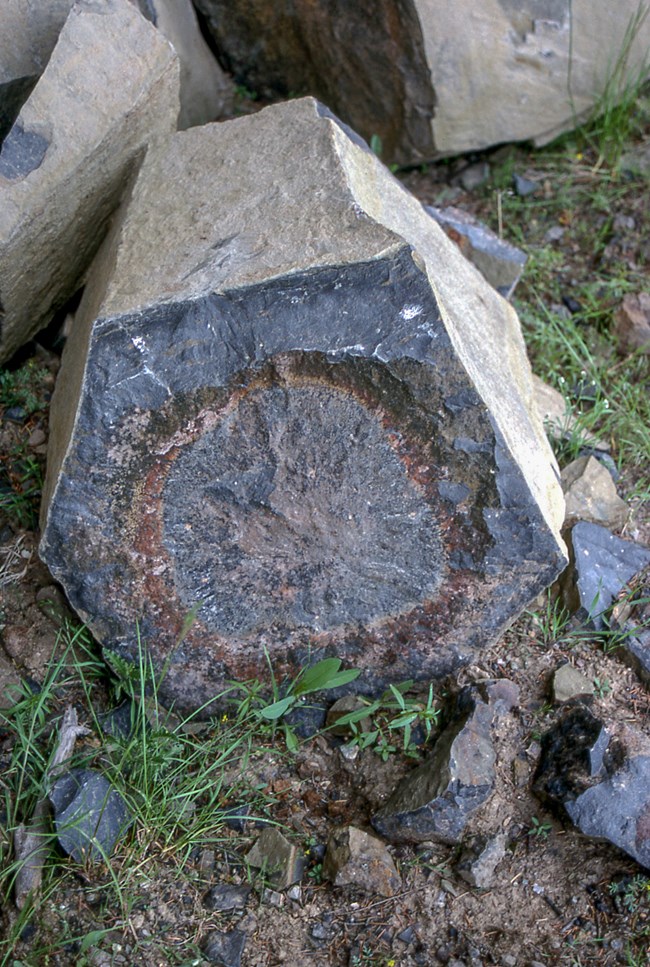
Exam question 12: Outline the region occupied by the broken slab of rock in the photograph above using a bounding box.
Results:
[245,828,305,890]
[372,682,518,844]
[0,0,74,141]
[49,767,132,863]
[0,0,180,364]
[563,522,650,629]
[193,0,650,162]
[323,826,401,897]
[40,97,566,713]
[425,206,526,300]
[533,707,650,870]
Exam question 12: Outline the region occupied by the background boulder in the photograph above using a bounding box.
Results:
[0,0,180,365]
[192,0,650,162]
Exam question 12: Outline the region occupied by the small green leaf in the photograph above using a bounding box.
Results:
[284,726,299,752]
[259,697,294,720]
[389,684,406,710]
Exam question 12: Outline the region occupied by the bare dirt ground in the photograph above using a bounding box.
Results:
[1,123,649,966]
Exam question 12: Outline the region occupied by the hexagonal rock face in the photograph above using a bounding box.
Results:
[40,98,567,713]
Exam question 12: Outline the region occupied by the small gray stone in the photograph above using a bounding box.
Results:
[203,883,251,913]
[513,173,539,197]
[426,205,526,299]
[458,161,490,191]
[552,664,593,704]
[49,767,131,862]
[323,826,401,896]
[544,225,566,243]
[456,832,508,889]
[245,828,305,889]
[204,928,246,967]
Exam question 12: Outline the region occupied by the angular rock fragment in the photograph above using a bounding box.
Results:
[561,456,628,530]
[426,206,526,299]
[0,0,180,364]
[203,883,251,913]
[40,98,566,712]
[533,707,650,870]
[456,832,508,889]
[613,292,650,356]
[49,767,132,862]
[372,683,515,843]
[566,522,650,629]
[323,826,401,896]
[203,928,246,967]
[610,564,650,688]
[245,828,304,889]
[193,0,650,161]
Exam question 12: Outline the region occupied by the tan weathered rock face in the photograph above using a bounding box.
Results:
[0,1,74,125]
[193,0,650,161]
[0,0,180,365]
[129,0,234,128]
[561,455,628,530]
[40,98,566,714]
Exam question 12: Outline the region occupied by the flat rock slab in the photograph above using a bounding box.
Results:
[40,98,566,713]
[193,0,650,161]
[49,767,132,862]
[0,0,179,363]
[568,522,650,629]
[425,206,526,299]
[534,707,650,870]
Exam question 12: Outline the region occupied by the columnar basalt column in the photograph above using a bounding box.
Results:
[40,97,567,713]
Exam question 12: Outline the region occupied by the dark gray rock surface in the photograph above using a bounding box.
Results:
[49,767,132,863]
[534,707,650,870]
[203,928,246,967]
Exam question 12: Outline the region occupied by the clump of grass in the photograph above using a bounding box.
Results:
[0,624,363,961]
[577,3,650,170]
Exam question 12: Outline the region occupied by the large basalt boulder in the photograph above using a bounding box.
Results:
[40,97,566,713]
[192,0,650,162]
[0,0,180,364]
